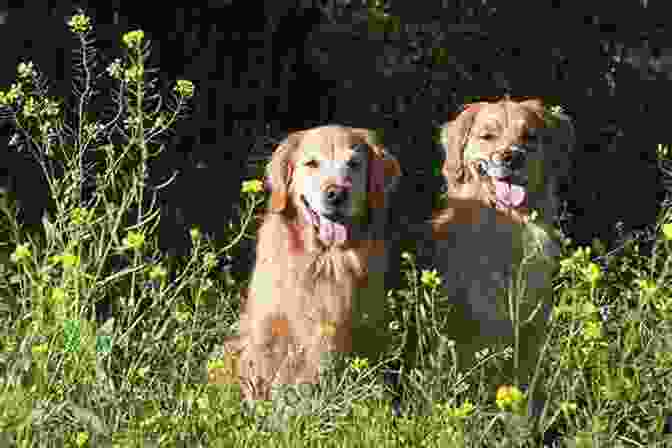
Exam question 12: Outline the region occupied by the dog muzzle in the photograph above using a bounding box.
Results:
[300,196,350,247]
[474,144,534,209]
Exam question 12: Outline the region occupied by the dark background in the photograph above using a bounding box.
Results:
[0,1,668,275]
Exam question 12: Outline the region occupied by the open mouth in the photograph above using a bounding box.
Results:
[492,177,527,209]
[300,196,350,245]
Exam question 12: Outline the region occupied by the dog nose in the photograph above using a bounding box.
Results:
[325,185,349,207]
[494,148,525,169]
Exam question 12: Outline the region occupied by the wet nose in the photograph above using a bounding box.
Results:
[495,148,525,169]
[325,185,349,207]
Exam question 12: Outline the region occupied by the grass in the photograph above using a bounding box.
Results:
[1,10,672,447]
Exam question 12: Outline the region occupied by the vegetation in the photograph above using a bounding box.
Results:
[1,10,671,448]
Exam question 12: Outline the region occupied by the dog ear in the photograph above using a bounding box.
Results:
[519,98,547,128]
[266,131,304,213]
[352,128,401,210]
[440,103,484,190]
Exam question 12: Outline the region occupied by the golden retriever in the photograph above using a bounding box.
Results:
[430,98,574,398]
[223,125,401,400]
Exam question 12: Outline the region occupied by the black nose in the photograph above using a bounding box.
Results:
[499,149,525,170]
[325,185,349,207]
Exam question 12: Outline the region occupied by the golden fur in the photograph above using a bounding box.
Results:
[429,98,574,392]
[223,125,401,400]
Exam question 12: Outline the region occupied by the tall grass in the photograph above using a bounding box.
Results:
[0,10,671,447]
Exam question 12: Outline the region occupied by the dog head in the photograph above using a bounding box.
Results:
[440,98,572,222]
[265,125,401,246]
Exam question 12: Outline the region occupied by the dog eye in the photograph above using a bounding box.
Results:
[480,134,496,141]
[305,160,319,168]
[352,143,369,152]
[347,160,362,170]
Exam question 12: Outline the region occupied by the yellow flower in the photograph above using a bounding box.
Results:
[17,61,35,79]
[662,223,672,240]
[189,227,201,242]
[123,231,145,250]
[583,262,602,286]
[496,385,525,413]
[443,399,475,418]
[122,30,145,49]
[241,179,263,194]
[68,14,92,34]
[350,356,369,372]
[51,287,67,304]
[420,269,442,288]
[124,65,144,83]
[106,58,123,79]
[582,321,603,341]
[10,243,32,263]
[32,343,49,355]
[70,207,90,225]
[148,264,167,281]
[174,79,195,98]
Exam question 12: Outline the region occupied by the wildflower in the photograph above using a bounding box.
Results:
[174,310,191,323]
[189,227,201,242]
[203,252,217,271]
[123,231,145,250]
[51,287,67,304]
[61,252,80,269]
[148,264,167,281]
[21,97,37,118]
[496,384,525,413]
[241,179,263,194]
[0,83,24,106]
[154,114,166,128]
[583,262,602,285]
[17,61,35,79]
[32,343,49,355]
[662,223,672,240]
[401,251,412,261]
[443,399,475,418]
[10,243,32,263]
[420,269,442,288]
[68,14,92,34]
[174,79,195,98]
[549,105,565,115]
[106,58,123,79]
[351,356,369,371]
[388,320,400,331]
[70,207,91,225]
[582,321,603,341]
[122,30,145,49]
[124,65,144,83]
[560,401,577,419]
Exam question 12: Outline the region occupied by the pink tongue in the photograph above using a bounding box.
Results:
[318,220,348,246]
[493,179,526,208]
[303,205,349,246]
